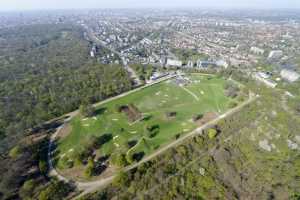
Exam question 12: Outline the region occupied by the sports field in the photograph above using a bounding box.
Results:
[57,74,235,164]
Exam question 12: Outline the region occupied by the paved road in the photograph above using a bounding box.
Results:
[84,26,141,85]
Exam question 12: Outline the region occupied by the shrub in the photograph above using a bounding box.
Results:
[39,160,48,174]
[80,103,95,117]
[166,112,177,118]
[127,140,137,148]
[110,153,128,167]
[38,180,73,200]
[237,95,245,102]
[175,133,181,140]
[132,152,145,162]
[96,134,113,147]
[146,124,159,138]
[224,83,240,98]
[229,101,238,108]
[19,179,35,199]
[9,145,22,159]
[208,128,217,139]
[192,114,204,122]
[84,157,95,178]
[71,151,84,166]
[112,171,130,187]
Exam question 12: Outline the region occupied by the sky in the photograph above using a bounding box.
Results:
[0,0,299,11]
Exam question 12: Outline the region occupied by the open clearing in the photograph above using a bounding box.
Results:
[57,74,234,163]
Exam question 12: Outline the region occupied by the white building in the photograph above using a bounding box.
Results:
[109,34,117,41]
[280,69,300,82]
[253,72,277,88]
[160,57,167,66]
[140,38,152,45]
[257,72,271,79]
[90,51,95,57]
[187,61,194,68]
[268,50,283,60]
[167,59,182,67]
[216,60,229,69]
[250,47,265,55]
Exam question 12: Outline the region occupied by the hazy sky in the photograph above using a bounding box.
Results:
[0,0,299,11]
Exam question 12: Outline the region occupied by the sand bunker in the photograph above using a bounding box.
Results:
[113,136,119,140]
[114,143,120,147]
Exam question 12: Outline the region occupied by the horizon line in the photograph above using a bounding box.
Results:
[1,6,300,13]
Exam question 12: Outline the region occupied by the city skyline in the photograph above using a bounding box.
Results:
[0,0,300,11]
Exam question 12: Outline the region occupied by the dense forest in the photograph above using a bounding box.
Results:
[0,24,133,199]
[0,24,133,151]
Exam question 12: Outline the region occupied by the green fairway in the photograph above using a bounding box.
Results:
[57,74,235,165]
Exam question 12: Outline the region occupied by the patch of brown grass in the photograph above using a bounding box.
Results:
[196,112,218,126]
[120,104,142,123]
[58,124,72,139]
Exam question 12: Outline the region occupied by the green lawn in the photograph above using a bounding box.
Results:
[57,74,233,162]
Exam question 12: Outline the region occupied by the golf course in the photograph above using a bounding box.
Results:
[56,74,238,171]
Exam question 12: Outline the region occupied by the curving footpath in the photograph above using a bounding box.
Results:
[47,77,258,199]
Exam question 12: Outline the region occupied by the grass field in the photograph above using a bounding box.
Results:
[57,74,235,165]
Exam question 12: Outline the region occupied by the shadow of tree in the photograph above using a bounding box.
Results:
[127,140,138,148]
[132,152,145,162]
[94,107,107,116]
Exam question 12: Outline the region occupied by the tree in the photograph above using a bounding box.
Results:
[193,114,204,122]
[208,128,217,139]
[9,145,21,159]
[290,193,300,200]
[96,134,113,148]
[38,180,73,200]
[39,160,48,174]
[224,83,240,98]
[112,170,130,187]
[84,157,95,178]
[73,152,84,166]
[229,101,238,108]
[289,97,300,114]
[110,153,128,167]
[165,112,177,118]
[19,179,35,199]
[146,125,160,138]
[79,103,95,117]
[59,156,74,169]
